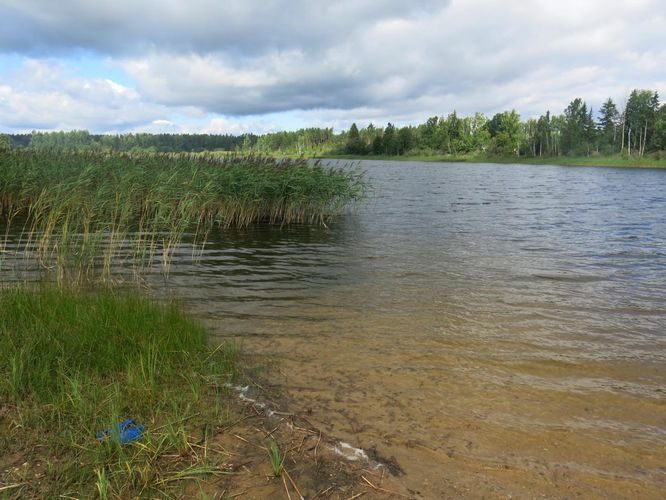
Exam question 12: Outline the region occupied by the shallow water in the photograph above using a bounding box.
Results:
[3,161,666,497]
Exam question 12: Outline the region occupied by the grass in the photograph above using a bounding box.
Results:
[0,286,240,498]
[0,150,365,282]
[475,154,666,168]
[268,438,284,477]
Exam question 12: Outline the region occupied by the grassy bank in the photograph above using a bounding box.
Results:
[477,154,666,168]
[0,150,364,282]
[0,286,239,498]
[321,153,666,168]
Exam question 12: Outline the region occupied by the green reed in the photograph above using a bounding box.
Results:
[0,150,364,282]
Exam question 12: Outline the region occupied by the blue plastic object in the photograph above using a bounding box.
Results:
[97,419,144,444]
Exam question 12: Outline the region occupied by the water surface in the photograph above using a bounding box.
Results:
[3,161,666,497]
[169,161,666,497]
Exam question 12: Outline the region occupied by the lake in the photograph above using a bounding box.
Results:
[3,160,665,497]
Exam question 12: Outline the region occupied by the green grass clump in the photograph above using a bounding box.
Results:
[268,438,284,477]
[0,150,365,282]
[0,286,239,498]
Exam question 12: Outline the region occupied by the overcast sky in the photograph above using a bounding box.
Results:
[0,0,664,134]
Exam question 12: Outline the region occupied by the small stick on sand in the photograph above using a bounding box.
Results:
[216,413,258,434]
[361,475,410,498]
[283,468,305,500]
[311,485,333,499]
[297,433,308,453]
[282,473,293,500]
[314,430,322,466]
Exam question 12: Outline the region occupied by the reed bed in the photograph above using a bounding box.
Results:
[0,150,364,282]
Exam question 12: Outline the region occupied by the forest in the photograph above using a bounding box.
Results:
[2,89,664,160]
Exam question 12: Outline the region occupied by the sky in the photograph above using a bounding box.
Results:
[0,0,664,135]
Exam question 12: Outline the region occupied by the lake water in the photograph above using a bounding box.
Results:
[3,160,666,497]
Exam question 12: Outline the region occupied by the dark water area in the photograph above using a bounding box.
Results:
[2,161,665,497]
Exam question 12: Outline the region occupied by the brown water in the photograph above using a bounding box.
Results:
[2,161,666,497]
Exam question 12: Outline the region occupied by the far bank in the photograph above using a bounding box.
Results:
[318,153,666,169]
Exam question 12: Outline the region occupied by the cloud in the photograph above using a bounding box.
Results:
[0,59,166,132]
[117,0,665,119]
[0,0,664,132]
[0,1,445,55]
[127,115,282,136]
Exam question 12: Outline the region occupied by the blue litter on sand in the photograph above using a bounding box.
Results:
[97,419,144,444]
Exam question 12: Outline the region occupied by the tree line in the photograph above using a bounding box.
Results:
[2,89,664,158]
[337,89,664,158]
[3,132,250,153]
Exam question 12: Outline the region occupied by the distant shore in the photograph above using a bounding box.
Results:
[317,153,666,169]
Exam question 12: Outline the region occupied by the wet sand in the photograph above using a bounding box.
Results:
[208,302,666,499]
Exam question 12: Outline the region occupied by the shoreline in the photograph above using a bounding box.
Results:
[0,286,408,498]
[315,153,666,169]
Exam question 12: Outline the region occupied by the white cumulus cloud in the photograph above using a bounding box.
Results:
[0,59,167,132]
